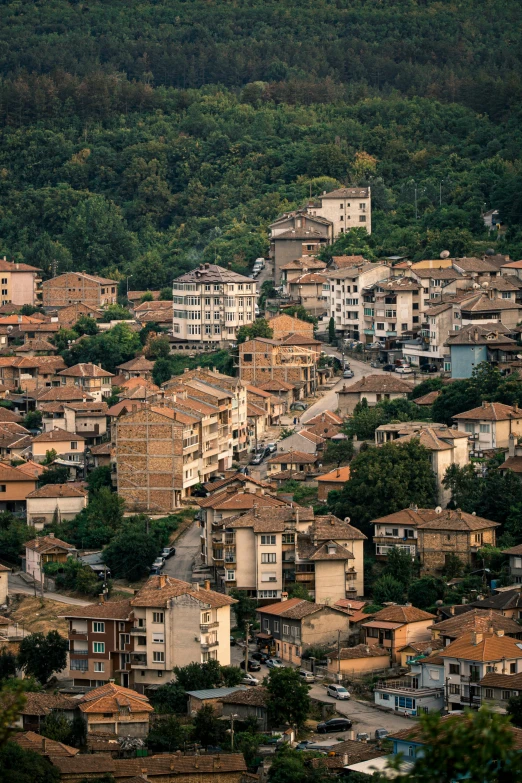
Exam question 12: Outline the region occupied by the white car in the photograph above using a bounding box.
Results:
[242,673,259,686]
[327,684,351,700]
[395,365,413,374]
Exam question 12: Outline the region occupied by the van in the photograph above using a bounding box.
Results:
[326,684,350,700]
[299,670,316,683]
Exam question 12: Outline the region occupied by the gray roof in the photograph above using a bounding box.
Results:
[174,264,253,285]
[186,687,247,700]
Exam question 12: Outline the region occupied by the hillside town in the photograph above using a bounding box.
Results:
[0,185,521,779]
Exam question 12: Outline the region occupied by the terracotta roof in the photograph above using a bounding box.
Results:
[397,639,444,654]
[0,408,22,423]
[32,427,85,443]
[175,263,253,284]
[26,483,87,499]
[309,540,355,561]
[393,428,455,452]
[365,606,435,624]
[411,268,462,279]
[60,599,133,621]
[413,390,441,405]
[469,590,522,611]
[257,379,295,392]
[306,410,344,426]
[36,386,95,402]
[502,260,522,269]
[372,507,498,532]
[225,506,314,532]
[280,258,327,271]
[321,188,369,199]
[439,629,522,662]
[315,739,384,765]
[107,400,145,417]
[454,401,522,421]
[13,731,78,757]
[312,515,366,541]
[276,228,329,241]
[330,644,390,660]
[58,363,113,378]
[454,257,501,273]
[267,451,317,464]
[78,682,153,714]
[0,462,39,482]
[460,293,522,312]
[20,693,77,717]
[202,473,271,493]
[130,575,237,609]
[49,756,115,775]
[298,430,325,445]
[340,375,412,394]
[90,441,111,455]
[479,672,522,689]
[14,339,57,353]
[119,376,160,392]
[328,255,368,268]
[287,272,327,284]
[220,687,268,707]
[25,534,75,553]
[247,402,266,418]
[503,544,522,556]
[303,422,342,439]
[257,598,325,619]
[128,290,161,301]
[431,609,522,639]
[197,490,287,511]
[134,300,173,313]
[445,324,517,346]
[63,401,108,413]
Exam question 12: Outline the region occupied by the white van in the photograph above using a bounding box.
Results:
[327,684,351,700]
[299,670,316,683]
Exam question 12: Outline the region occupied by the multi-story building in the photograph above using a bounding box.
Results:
[172,264,257,346]
[361,605,435,664]
[453,401,522,450]
[129,575,236,691]
[502,543,522,585]
[42,272,118,309]
[0,257,42,306]
[58,363,114,402]
[269,211,332,284]
[403,301,462,371]
[326,263,390,340]
[445,323,518,378]
[40,401,108,445]
[77,682,153,737]
[24,533,76,584]
[0,355,66,392]
[26,484,88,529]
[239,337,318,398]
[459,291,522,329]
[360,277,421,345]
[309,187,372,237]
[31,428,86,467]
[285,272,329,316]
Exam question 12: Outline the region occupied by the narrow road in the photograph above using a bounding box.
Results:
[163,519,202,583]
[8,574,90,606]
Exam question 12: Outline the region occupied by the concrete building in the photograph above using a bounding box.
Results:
[445,323,519,378]
[77,682,153,737]
[326,263,390,340]
[24,533,76,584]
[172,263,257,346]
[42,272,118,309]
[361,277,421,345]
[267,313,315,340]
[453,401,522,450]
[269,211,332,285]
[502,543,522,585]
[285,272,329,316]
[403,301,462,371]
[327,644,391,678]
[337,375,412,416]
[361,605,436,664]
[129,575,236,690]
[459,291,522,329]
[40,401,108,442]
[239,337,318,398]
[0,258,42,306]
[0,563,9,604]
[373,657,445,716]
[26,484,88,530]
[310,187,372,237]
[31,428,86,467]
[58,364,114,402]
[0,462,39,514]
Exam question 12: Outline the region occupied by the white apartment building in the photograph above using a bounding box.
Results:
[172,263,257,346]
[362,277,421,343]
[327,263,390,340]
[403,302,461,370]
[309,187,372,236]
[129,575,235,691]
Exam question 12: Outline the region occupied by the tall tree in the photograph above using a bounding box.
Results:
[17,632,68,685]
[266,668,310,728]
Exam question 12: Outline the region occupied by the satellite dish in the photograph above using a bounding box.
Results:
[435,506,442,514]
[482,280,489,288]
[472,282,480,289]
[485,248,495,256]
[440,250,450,259]
[6,325,12,333]
[516,355,522,360]
[406,260,413,267]
[344,517,351,524]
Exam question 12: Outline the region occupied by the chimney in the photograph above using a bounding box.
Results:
[336,468,341,478]
[204,580,210,591]
[193,582,200,591]
[472,632,483,645]
[98,593,105,604]
[450,606,455,616]
[158,574,167,588]
[281,592,288,602]
[343,754,348,766]
[496,629,505,638]
[42,737,46,753]
[48,532,54,538]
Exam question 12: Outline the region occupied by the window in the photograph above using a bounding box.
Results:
[93,642,105,653]
[511,663,517,674]
[214,325,220,334]
[153,651,165,663]
[263,618,269,630]
[449,664,460,675]
[261,572,277,582]
[479,424,491,433]
[485,688,494,699]
[376,323,385,330]
[449,683,460,695]
[226,570,235,581]
[0,485,6,493]
[408,746,415,758]
[260,535,276,545]
[152,633,165,644]
[258,590,278,598]
[502,690,511,700]
[70,441,78,450]
[395,696,415,709]
[274,621,279,632]
[382,693,389,701]
[465,423,474,433]
[282,624,289,635]
[243,353,252,362]
[94,662,105,672]
[93,622,105,633]
[153,612,164,624]
[359,215,366,222]
[282,534,294,544]
[261,553,276,563]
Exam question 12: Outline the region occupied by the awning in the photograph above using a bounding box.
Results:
[255,632,273,639]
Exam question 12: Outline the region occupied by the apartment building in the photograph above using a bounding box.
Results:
[0,257,41,306]
[445,323,518,378]
[362,277,422,342]
[269,212,332,284]
[239,337,318,398]
[172,263,258,346]
[129,575,236,691]
[42,272,118,308]
[58,364,114,402]
[309,187,371,237]
[280,257,327,288]
[453,401,522,450]
[407,267,464,307]
[403,301,462,370]
[459,291,522,329]
[326,263,390,340]
[285,272,329,316]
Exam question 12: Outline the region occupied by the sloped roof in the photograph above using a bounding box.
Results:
[175,263,253,284]
[0,407,22,423]
[58,363,113,378]
[453,401,521,421]
[469,590,522,611]
[33,427,85,443]
[0,462,38,482]
[60,599,133,621]
[257,598,325,619]
[339,375,412,393]
[364,606,435,624]
[312,514,366,541]
[196,490,287,511]
[309,540,355,561]
[267,450,317,464]
[445,324,517,346]
[330,644,390,660]
[306,410,344,426]
[320,188,369,199]
[439,629,522,662]
[454,257,501,273]
[12,731,78,757]
[432,609,522,639]
[78,682,153,714]
[36,386,95,402]
[372,506,498,532]
[26,483,87,499]
[220,687,268,706]
[116,356,155,372]
[19,693,77,718]
[225,506,314,532]
[413,390,441,405]
[130,575,237,609]
[25,534,75,553]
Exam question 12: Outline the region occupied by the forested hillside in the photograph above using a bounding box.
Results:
[1,0,522,284]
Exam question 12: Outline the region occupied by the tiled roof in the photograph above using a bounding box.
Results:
[364,606,435,624]
[312,515,366,541]
[52,754,249,781]
[479,672,522,689]
[26,483,87,499]
[107,400,145,417]
[454,257,501,273]
[339,375,412,393]
[33,427,85,443]
[197,490,287,510]
[413,390,441,405]
[134,300,173,313]
[439,629,522,662]
[25,534,74,553]
[460,293,522,312]
[175,263,253,284]
[36,386,95,402]
[328,255,368,268]
[298,430,325,445]
[267,451,317,464]
[288,272,327,284]
[445,324,516,346]
[321,188,369,199]
[502,260,522,269]
[314,739,384,765]
[78,682,153,714]
[394,428,455,452]
[503,544,522,556]
[276,228,329,240]
[257,598,324,619]
[302,422,341,439]
[278,333,322,346]
[330,644,390,660]
[0,408,22,423]
[431,609,522,639]
[306,410,344,426]
[397,639,444,654]
[225,506,314,532]
[411,268,462,279]
[309,540,355,561]
[469,590,522,611]
[280,258,327,270]
[202,473,271,493]
[58,363,113,378]
[60,599,133,621]
[20,693,77,717]
[13,731,78,757]
[90,441,111,455]
[499,457,522,474]
[453,401,522,421]
[130,575,237,609]
[14,339,57,352]
[0,462,39,482]
[220,687,268,706]
[372,507,498,532]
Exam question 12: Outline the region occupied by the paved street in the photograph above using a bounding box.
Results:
[8,573,90,606]
[163,519,202,582]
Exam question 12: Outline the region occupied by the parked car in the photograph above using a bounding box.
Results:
[266,658,285,669]
[150,565,163,575]
[356,733,371,742]
[316,717,352,734]
[383,364,396,372]
[250,452,264,465]
[343,369,354,378]
[251,651,269,663]
[370,361,380,368]
[326,684,350,700]
[265,442,277,454]
[152,557,165,569]
[290,402,307,411]
[240,659,261,672]
[375,728,389,740]
[230,636,236,646]
[161,546,176,559]
[299,670,316,683]
[421,364,438,373]
[242,673,259,686]
[395,365,413,374]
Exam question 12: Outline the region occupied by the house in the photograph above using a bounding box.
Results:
[468,589,522,620]
[58,364,114,402]
[42,272,118,308]
[220,687,269,731]
[326,263,390,341]
[361,605,436,664]
[115,356,154,381]
[306,410,344,427]
[0,355,66,392]
[54,302,103,327]
[32,428,86,468]
[311,740,386,775]
[14,339,57,357]
[372,507,499,575]
[89,441,112,468]
[396,639,444,668]
[134,300,173,326]
[269,212,332,285]
[302,421,342,441]
[453,401,522,450]
[285,272,329,316]
[0,424,32,462]
[34,385,95,407]
[129,575,236,691]
[445,323,519,378]
[458,291,522,330]
[326,644,391,678]
[479,671,522,711]
[412,390,441,407]
[0,461,39,513]
[24,533,76,584]
[77,682,153,737]
[13,693,78,733]
[439,628,522,711]
[61,599,135,688]
[41,401,108,442]
[266,451,318,476]
[256,378,295,410]
[0,563,9,604]
[502,543,522,585]
[311,186,372,237]
[0,257,41,307]
[11,732,78,758]
[172,263,257,346]
[256,598,350,666]
[337,375,412,416]
[276,429,325,455]
[430,608,522,647]
[26,484,88,530]
[317,467,350,501]
[186,687,247,715]
[280,257,327,287]
[239,337,318,398]
[373,655,445,716]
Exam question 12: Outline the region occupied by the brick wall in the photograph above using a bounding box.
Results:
[269,313,314,339]
[418,527,496,574]
[43,273,107,308]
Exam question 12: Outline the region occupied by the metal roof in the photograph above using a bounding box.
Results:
[186,687,247,700]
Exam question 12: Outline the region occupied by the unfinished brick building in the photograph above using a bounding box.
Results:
[42,273,118,308]
[239,337,318,398]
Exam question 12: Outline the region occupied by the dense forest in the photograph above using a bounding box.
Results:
[1,0,522,284]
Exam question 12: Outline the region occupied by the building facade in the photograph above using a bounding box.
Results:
[42,273,118,308]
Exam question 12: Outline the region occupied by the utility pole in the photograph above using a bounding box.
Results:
[337,629,341,681]
[244,621,250,674]
[414,183,418,221]
[230,713,238,750]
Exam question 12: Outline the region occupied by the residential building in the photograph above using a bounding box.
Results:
[407,267,464,306]
[453,401,522,449]
[326,263,390,340]
[458,291,522,329]
[34,385,95,407]
[54,302,103,327]
[469,589,522,621]
[278,331,322,358]
[397,639,444,668]
[13,694,78,733]
[285,272,329,316]
[134,300,173,326]
[24,533,76,584]
[373,656,445,716]
[0,258,41,306]
[306,409,344,427]
[269,211,332,285]
[430,608,522,647]
[58,364,114,402]
[172,263,257,346]
[77,682,153,737]
[256,378,295,409]
[317,466,351,501]
[453,257,502,277]
[412,390,441,407]
[257,597,350,666]
[372,507,498,574]
[220,688,269,731]
[115,356,154,381]
[0,563,9,604]
[239,337,318,398]
[186,686,246,715]
[440,629,522,711]
[31,428,86,467]
[14,339,58,357]
[276,429,325,455]
[61,599,135,688]
[374,422,469,505]
[0,462,39,513]
[26,484,88,530]
[0,355,66,392]
[310,187,372,237]
[280,257,327,287]
[41,401,108,441]
[445,323,518,378]
[479,672,522,711]
[268,313,315,340]
[502,543,522,584]
[266,450,318,476]
[129,575,236,691]
[42,272,118,308]
[12,732,78,759]
[337,375,412,416]
[361,277,421,345]
[361,605,436,664]
[403,301,462,371]
[326,644,391,678]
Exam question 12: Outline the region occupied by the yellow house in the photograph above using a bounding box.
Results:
[31,428,86,465]
[327,644,390,678]
[361,605,436,664]
[77,682,153,738]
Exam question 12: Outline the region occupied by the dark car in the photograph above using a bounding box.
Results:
[383,364,396,372]
[421,364,438,373]
[250,452,264,466]
[240,659,261,672]
[251,651,269,663]
[316,717,353,734]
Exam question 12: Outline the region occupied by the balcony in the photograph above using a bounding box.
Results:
[69,630,88,640]
[201,639,219,650]
[131,625,146,634]
[364,328,375,335]
[130,654,148,667]
[376,544,416,557]
[200,622,219,632]
[376,679,443,696]
[386,331,397,337]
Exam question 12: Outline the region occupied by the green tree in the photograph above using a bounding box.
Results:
[73,316,99,336]
[0,652,17,686]
[229,590,258,629]
[102,523,158,581]
[145,336,170,359]
[147,714,186,752]
[441,553,463,580]
[322,439,354,467]
[287,583,313,601]
[42,449,57,466]
[148,682,187,715]
[373,574,405,605]
[37,466,70,487]
[0,515,33,563]
[0,741,59,783]
[192,704,227,747]
[40,713,74,745]
[507,694,522,728]
[23,411,42,431]
[407,577,445,610]
[17,631,68,685]
[159,287,173,301]
[173,660,224,692]
[220,666,243,687]
[236,318,273,344]
[152,357,172,387]
[86,466,113,494]
[328,317,336,345]
[383,547,415,588]
[266,667,310,728]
